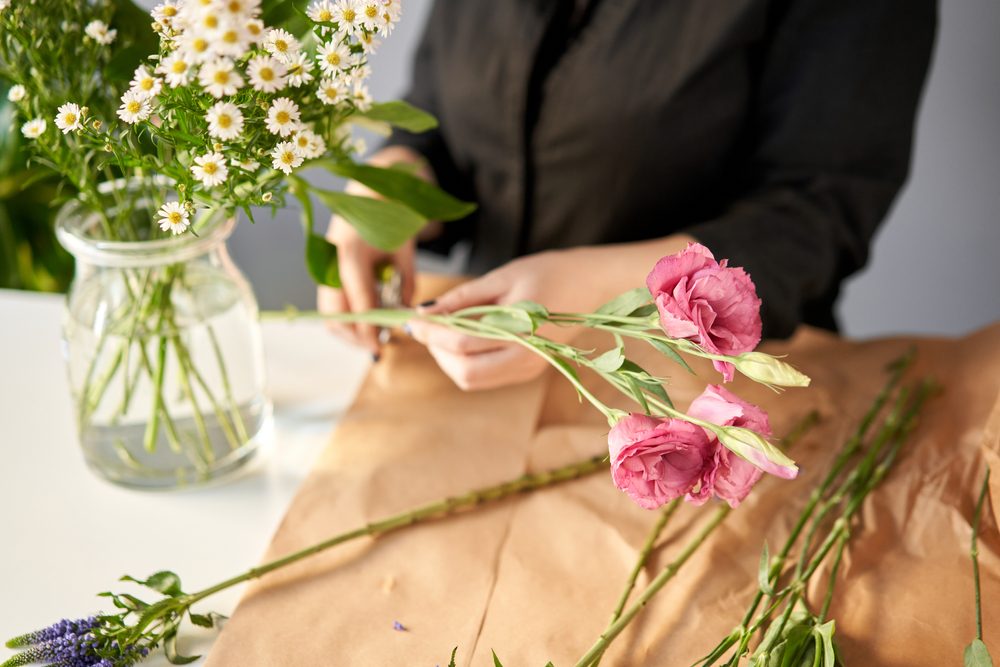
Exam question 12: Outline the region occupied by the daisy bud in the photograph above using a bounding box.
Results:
[262,192,273,202]
[734,352,811,388]
[92,120,102,130]
[178,184,186,193]
[104,143,113,152]
[81,107,89,117]
[213,143,223,152]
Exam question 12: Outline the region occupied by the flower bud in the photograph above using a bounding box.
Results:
[92,120,102,130]
[213,143,223,152]
[262,192,273,202]
[80,107,89,117]
[735,352,810,387]
[717,426,798,480]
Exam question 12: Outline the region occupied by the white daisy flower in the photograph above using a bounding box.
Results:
[350,136,367,156]
[130,66,163,101]
[188,8,224,35]
[292,129,326,159]
[156,53,192,88]
[198,59,243,98]
[263,29,300,64]
[247,55,288,93]
[378,0,401,36]
[55,103,84,134]
[21,118,46,139]
[177,32,215,64]
[357,30,381,55]
[84,20,118,45]
[317,78,347,105]
[316,41,356,76]
[265,97,301,137]
[332,0,361,36]
[205,101,245,141]
[152,1,181,26]
[349,83,372,111]
[285,53,315,88]
[343,64,371,87]
[212,21,253,59]
[357,1,386,31]
[7,85,26,102]
[270,141,304,174]
[157,201,190,235]
[117,91,153,124]
[214,0,261,21]
[244,18,266,44]
[0,0,11,11]
[230,157,260,172]
[307,0,336,23]
[191,151,229,187]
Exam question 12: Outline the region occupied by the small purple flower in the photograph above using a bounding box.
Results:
[393,621,406,631]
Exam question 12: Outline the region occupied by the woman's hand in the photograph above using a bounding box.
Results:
[407,234,696,390]
[317,145,436,356]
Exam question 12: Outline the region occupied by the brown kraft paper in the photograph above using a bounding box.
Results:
[205,275,999,666]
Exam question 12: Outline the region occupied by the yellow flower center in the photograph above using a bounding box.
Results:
[172,60,186,74]
[203,162,218,175]
[141,78,154,90]
[297,136,309,148]
[204,15,218,29]
[281,151,295,165]
[276,110,290,124]
[214,70,230,85]
[193,38,208,53]
[247,23,261,36]
[163,6,177,17]
[361,33,372,44]
[327,52,340,66]
[168,211,183,224]
[319,10,332,21]
[218,114,232,128]
[383,12,390,22]
[64,113,77,125]
[274,39,287,52]
[228,1,242,11]
[365,5,378,18]
[289,64,302,75]
[260,67,274,81]
[223,30,238,44]
[127,101,141,113]
[343,8,356,22]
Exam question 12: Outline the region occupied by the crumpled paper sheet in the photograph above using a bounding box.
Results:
[205,276,998,666]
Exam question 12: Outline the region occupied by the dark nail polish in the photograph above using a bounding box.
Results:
[419,300,436,308]
[372,353,380,363]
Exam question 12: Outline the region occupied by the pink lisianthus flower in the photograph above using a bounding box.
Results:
[685,384,774,508]
[608,413,715,510]
[646,243,762,381]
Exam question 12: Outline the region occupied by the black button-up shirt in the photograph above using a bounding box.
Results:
[387,0,936,337]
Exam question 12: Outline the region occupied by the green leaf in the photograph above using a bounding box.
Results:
[591,345,626,372]
[758,542,775,596]
[618,360,673,409]
[355,101,439,133]
[312,188,427,252]
[447,647,458,667]
[480,311,533,335]
[690,626,743,667]
[512,300,550,332]
[492,649,505,667]
[624,374,651,414]
[648,338,695,375]
[105,45,152,82]
[965,639,994,667]
[813,621,836,667]
[123,570,183,596]
[306,233,341,288]
[164,628,201,665]
[322,162,477,221]
[595,287,653,316]
[189,612,214,629]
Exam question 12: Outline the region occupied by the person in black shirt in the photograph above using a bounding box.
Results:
[319,0,936,390]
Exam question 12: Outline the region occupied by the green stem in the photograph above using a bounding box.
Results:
[972,467,991,641]
[591,498,681,667]
[172,335,216,468]
[143,336,169,454]
[173,335,241,453]
[817,533,848,623]
[575,505,732,667]
[184,456,610,606]
[207,325,249,444]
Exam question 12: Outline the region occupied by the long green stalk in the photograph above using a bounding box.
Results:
[971,467,991,642]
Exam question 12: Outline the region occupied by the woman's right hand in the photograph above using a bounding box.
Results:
[316,145,434,356]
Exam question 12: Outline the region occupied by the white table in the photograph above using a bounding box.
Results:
[0,289,371,664]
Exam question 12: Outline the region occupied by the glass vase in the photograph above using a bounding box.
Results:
[56,182,271,489]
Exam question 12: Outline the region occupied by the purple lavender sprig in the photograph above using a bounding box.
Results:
[1,617,150,667]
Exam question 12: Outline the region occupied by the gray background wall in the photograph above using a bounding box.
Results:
[140,0,1000,340]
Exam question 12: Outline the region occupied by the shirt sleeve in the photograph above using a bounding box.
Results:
[685,0,937,339]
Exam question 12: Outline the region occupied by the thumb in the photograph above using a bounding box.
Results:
[419,272,509,314]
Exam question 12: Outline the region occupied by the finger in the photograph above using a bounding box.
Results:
[339,252,382,354]
[418,271,508,314]
[406,319,508,355]
[317,285,365,347]
[427,344,549,391]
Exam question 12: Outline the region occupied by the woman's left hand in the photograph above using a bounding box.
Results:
[407,235,695,390]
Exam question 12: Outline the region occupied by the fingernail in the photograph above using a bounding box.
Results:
[372,353,380,363]
[419,300,436,307]
[402,323,413,336]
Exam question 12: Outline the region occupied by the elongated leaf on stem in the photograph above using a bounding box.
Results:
[624,374,651,414]
[758,542,775,596]
[447,647,458,667]
[966,639,994,667]
[312,188,427,252]
[592,345,626,372]
[492,649,505,667]
[691,626,743,667]
[306,234,341,288]
[355,101,439,133]
[595,287,653,316]
[121,570,183,596]
[647,338,695,375]
[164,628,201,665]
[321,162,477,221]
[188,612,214,629]
[618,359,673,408]
[481,310,533,335]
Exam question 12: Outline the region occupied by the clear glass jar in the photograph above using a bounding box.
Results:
[56,183,271,489]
